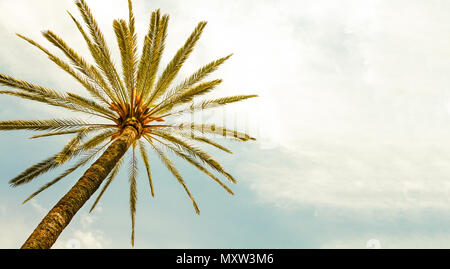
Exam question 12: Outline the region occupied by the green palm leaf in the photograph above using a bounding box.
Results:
[9,155,60,187]
[151,130,237,184]
[150,79,222,116]
[176,123,256,142]
[129,145,138,246]
[0,119,99,132]
[67,12,120,105]
[138,140,154,197]
[29,129,91,139]
[166,54,233,99]
[153,136,233,195]
[113,19,137,95]
[55,129,88,164]
[139,13,169,102]
[146,21,207,105]
[81,129,117,150]
[23,144,111,204]
[41,31,110,104]
[75,0,127,104]
[181,135,233,154]
[161,95,258,117]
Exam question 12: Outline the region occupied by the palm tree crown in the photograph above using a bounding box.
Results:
[0,0,257,246]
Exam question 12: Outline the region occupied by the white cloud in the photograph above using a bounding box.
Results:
[244,136,450,210]
[0,201,109,249]
[53,212,110,249]
[0,203,37,248]
[54,230,108,249]
[218,0,450,211]
[80,213,94,229]
[29,199,48,215]
[73,230,106,249]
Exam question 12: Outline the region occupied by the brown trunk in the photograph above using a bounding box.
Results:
[21,126,138,249]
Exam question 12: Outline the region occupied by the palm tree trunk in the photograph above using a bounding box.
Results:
[21,126,138,249]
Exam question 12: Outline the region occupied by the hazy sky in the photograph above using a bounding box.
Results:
[2,0,450,249]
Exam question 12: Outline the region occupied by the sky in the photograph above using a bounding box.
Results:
[2,0,450,249]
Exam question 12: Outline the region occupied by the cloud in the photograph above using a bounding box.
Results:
[0,200,108,249]
[243,135,450,210]
[73,230,106,248]
[80,213,94,229]
[29,199,48,215]
[53,212,110,249]
[53,230,108,249]
[218,0,450,212]
[0,203,37,248]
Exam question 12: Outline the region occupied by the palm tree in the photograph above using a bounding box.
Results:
[0,0,257,249]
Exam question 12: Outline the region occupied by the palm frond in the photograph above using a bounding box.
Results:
[42,31,92,76]
[29,128,90,139]
[176,123,256,142]
[16,34,108,104]
[81,129,117,150]
[0,90,63,108]
[151,130,237,184]
[23,144,110,204]
[136,10,159,91]
[41,31,110,104]
[127,0,138,90]
[150,141,200,214]
[162,95,258,117]
[0,89,112,120]
[136,35,151,99]
[152,136,233,195]
[1,68,113,119]
[138,140,154,197]
[113,19,137,97]
[67,12,120,106]
[55,129,89,164]
[136,11,158,97]
[129,145,138,247]
[150,79,222,116]
[165,54,232,99]
[0,72,64,99]
[9,155,60,187]
[128,0,136,38]
[9,127,114,187]
[139,13,169,102]
[0,119,100,132]
[180,135,233,154]
[146,21,207,106]
[75,0,127,104]
[66,92,116,119]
